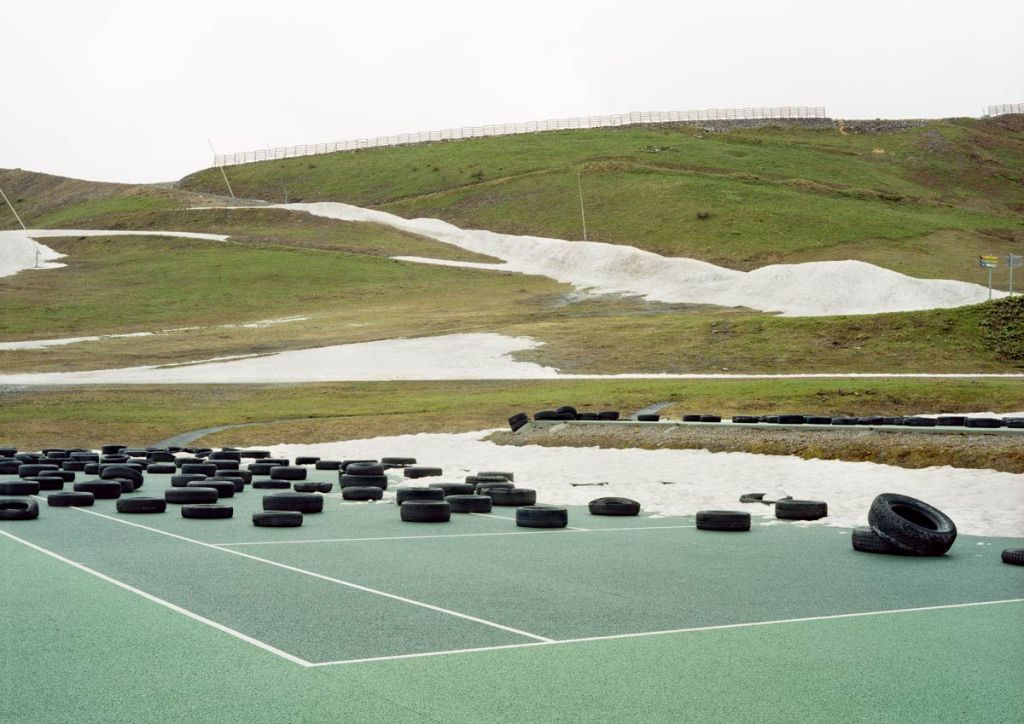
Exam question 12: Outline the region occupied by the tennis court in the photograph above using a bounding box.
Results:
[2,467,1022,722]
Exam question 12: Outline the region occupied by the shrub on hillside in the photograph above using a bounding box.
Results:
[980,296,1024,361]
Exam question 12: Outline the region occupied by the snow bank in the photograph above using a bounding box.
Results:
[215,202,1002,317]
[270,430,1024,538]
[0,333,558,384]
[1,228,230,279]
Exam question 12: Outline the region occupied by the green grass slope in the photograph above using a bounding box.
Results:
[180,116,1024,284]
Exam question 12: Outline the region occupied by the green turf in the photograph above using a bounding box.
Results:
[2,467,1021,722]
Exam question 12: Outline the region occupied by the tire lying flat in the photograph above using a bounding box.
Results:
[395,487,445,504]
[588,497,641,516]
[489,488,537,506]
[0,481,40,495]
[775,500,828,521]
[342,486,384,501]
[74,480,122,499]
[445,494,492,513]
[400,500,450,522]
[516,506,568,528]
[253,511,303,527]
[263,492,324,513]
[696,510,750,531]
[48,491,95,507]
[868,493,957,556]
[0,498,39,520]
[851,526,902,554]
[165,487,219,504]
[294,482,333,493]
[182,504,233,519]
[116,497,168,514]
[403,467,443,479]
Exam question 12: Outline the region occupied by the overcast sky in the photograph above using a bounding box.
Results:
[3,0,1021,184]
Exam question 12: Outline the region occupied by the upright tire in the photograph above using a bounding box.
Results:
[868,493,957,556]
[445,495,492,513]
[400,500,451,522]
[775,500,828,521]
[851,527,902,554]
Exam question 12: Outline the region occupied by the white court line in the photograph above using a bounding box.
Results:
[305,597,1024,667]
[67,505,553,643]
[216,524,697,547]
[0,527,313,667]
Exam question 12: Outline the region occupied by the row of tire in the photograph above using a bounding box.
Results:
[510,408,1024,429]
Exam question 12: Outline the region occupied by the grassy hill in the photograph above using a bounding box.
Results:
[179,116,1024,285]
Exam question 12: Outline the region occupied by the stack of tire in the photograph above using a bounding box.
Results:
[255,490,323,527]
[339,461,388,501]
[852,493,956,557]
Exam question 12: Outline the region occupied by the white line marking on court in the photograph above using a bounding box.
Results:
[67,505,553,643]
[305,597,1024,667]
[0,527,314,667]
[216,524,696,547]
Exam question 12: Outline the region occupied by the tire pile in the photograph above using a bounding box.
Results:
[852,493,958,557]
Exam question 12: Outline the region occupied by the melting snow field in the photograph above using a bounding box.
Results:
[226,202,1003,317]
[2,332,1024,384]
[271,430,1024,538]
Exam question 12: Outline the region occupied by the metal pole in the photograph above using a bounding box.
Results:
[988,267,993,300]
[207,139,235,199]
[0,186,28,231]
[1011,263,1015,296]
[577,172,587,242]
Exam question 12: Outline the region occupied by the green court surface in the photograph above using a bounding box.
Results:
[1,468,1022,723]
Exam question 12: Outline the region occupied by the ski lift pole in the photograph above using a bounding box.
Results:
[979,255,999,299]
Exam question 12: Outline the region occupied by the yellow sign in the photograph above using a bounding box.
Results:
[979,255,998,269]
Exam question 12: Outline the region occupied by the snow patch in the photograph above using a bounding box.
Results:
[202,202,1003,317]
[269,430,1024,538]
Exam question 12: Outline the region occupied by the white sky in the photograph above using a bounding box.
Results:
[2,0,1022,184]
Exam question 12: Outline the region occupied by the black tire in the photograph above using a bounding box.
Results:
[345,462,385,476]
[295,456,320,466]
[775,500,828,521]
[165,487,219,504]
[508,413,529,430]
[699,414,722,423]
[381,456,416,466]
[1001,548,1024,566]
[146,463,176,474]
[516,505,568,528]
[240,450,271,459]
[476,482,516,496]
[597,411,620,420]
[400,501,451,522]
[29,477,65,491]
[171,474,208,487]
[445,494,492,513]
[248,462,275,475]
[868,493,957,556]
[187,480,234,498]
[936,415,966,427]
[253,480,291,489]
[466,474,510,485]
[902,417,937,427]
[851,527,902,554]
[404,466,443,479]
[857,416,884,425]
[534,410,557,420]
[777,414,805,424]
[340,459,376,471]
[0,498,39,520]
[0,461,20,475]
[510,417,530,432]
[805,416,832,425]
[182,504,233,519]
[739,493,767,504]
[182,463,218,476]
[210,475,245,492]
[489,488,537,506]
[48,491,95,507]
[208,451,241,462]
[263,492,324,513]
[218,470,251,485]
[588,497,640,516]
[477,471,514,481]
[339,474,388,489]
[294,482,333,493]
[682,414,702,422]
[109,477,136,494]
[831,417,858,426]
[1004,418,1024,429]
[62,461,87,472]
[315,460,341,470]
[554,411,575,420]
[965,418,1003,429]
[577,413,598,421]
[696,510,751,531]
[0,481,40,495]
[395,487,445,504]
[732,416,759,424]
[116,497,167,514]
[636,414,660,422]
[101,444,126,455]
[18,463,59,478]
[429,482,476,496]
[555,405,578,416]
[342,486,384,501]
[269,466,306,481]
[74,480,122,499]
[880,417,904,426]
[253,511,303,527]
